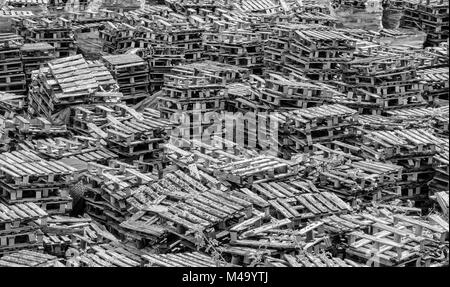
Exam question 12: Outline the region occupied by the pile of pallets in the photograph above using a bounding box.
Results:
[0,150,80,214]
[417,66,449,103]
[0,92,26,118]
[204,29,264,74]
[142,46,186,93]
[341,54,426,115]
[158,65,227,140]
[81,161,157,241]
[102,54,150,105]
[22,136,118,165]
[0,202,47,255]
[99,22,139,54]
[70,103,171,172]
[346,212,448,266]
[318,160,404,201]
[28,54,121,118]
[279,104,358,154]
[401,0,449,46]
[42,215,118,256]
[265,24,356,81]
[249,73,344,110]
[359,128,446,199]
[0,33,27,95]
[8,115,69,142]
[142,16,205,63]
[20,42,56,86]
[430,141,449,193]
[14,17,77,58]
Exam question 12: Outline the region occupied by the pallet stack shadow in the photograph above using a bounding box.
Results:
[101,54,150,105]
[0,150,80,215]
[28,54,121,118]
[401,0,449,46]
[0,33,27,95]
[13,17,77,58]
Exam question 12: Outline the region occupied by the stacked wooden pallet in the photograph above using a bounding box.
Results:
[71,104,172,171]
[250,73,344,110]
[0,92,26,118]
[430,141,449,193]
[0,33,26,95]
[265,24,356,81]
[0,150,80,214]
[278,104,358,154]
[8,115,69,144]
[22,136,118,166]
[386,106,449,135]
[401,0,449,46]
[102,54,150,105]
[342,54,426,115]
[133,171,253,244]
[141,15,205,63]
[417,66,449,103]
[15,17,77,58]
[99,22,139,54]
[42,215,118,256]
[142,46,186,93]
[158,66,227,139]
[81,161,157,242]
[0,202,47,255]
[20,42,56,86]
[318,160,403,201]
[346,212,448,266]
[360,128,446,199]
[203,28,264,74]
[28,54,121,118]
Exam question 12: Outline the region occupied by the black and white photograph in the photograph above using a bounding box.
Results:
[0,0,448,278]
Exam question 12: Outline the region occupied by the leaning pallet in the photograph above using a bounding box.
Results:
[28,54,121,118]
